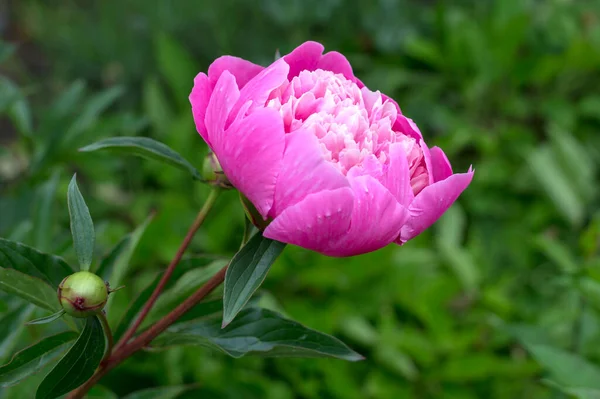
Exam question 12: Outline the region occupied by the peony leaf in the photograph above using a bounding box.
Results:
[154,307,363,361]
[0,238,74,288]
[67,174,95,271]
[25,310,65,326]
[79,137,202,180]
[0,305,36,363]
[0,268,61,312]
[32,171,61,253]
[0,331,77,387]
[36,316,106,399]
[222,233,286,327]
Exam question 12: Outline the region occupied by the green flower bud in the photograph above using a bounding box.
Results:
[202,152,232,189]
[57,271,109,318]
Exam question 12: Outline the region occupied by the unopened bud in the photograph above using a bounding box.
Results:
[202,152,232,188]
[57,271,109,318]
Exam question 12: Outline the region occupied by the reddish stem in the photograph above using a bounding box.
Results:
[114,188,220,351]
[66,265,227,399]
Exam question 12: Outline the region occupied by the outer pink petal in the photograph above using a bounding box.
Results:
[430,146,453,182]
[213,108,285,218]
[264,187,354,254]
[205,71,240,147]
[189,73,212,146]
[269,129,349,217]
[419,139,434,185]
[283,41,325,79]
[227,59,290,127]
[399,169,474,243]
[394,113,423,140]
[317,51,356,82]
[207,56,264,88]
[384,143,414,207]
[327,175,409,257]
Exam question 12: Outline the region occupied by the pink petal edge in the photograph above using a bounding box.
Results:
[398,169,474,243]
[189,73,212,146]
[327,174,409,257]
[429,146,453,183]
[208,55,264,89]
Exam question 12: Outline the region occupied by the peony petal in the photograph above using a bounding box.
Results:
[429,146,453,182]
[189,72,212,146]
[327,175,409,257]
[208,56,264,89]
[205,71,240,148]
[317,51,356,82]
[264,187,354,254]
[269,129,349,217]
[283,41,324,79]
[212,107,285,218]
[394,113,423,140]
[399,169,474,243]
[384,143,414,207]
[419,139,434,185]
[227,59,290,127]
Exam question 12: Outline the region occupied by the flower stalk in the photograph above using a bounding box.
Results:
[114,187,220,351]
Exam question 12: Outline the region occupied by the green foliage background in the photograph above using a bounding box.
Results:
[1,0,600,397]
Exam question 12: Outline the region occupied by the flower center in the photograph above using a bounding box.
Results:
[267,69,428,194]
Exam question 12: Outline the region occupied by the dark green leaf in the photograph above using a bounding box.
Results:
[79,137,202,180]
[154,307,363,361]
[0,305,35,363]
[33,171,61,252]
[36,316,106,399]
[67,175,95,271]
[26,310,65,325]
[223,234,286,327]
[0,331,77,387]
[0,268,60,312]
[0,238,73,287]
[122,385,190,399]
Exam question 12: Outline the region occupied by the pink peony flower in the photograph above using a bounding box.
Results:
[190,41,473,257]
